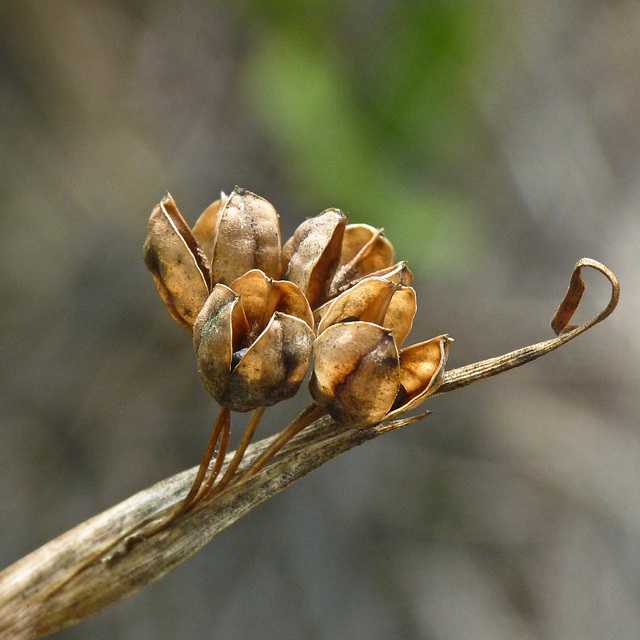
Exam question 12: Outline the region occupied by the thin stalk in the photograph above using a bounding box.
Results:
[141,406,230,537]
[194,411,231,502]
[211,406,265,494]
[240,403,326,481]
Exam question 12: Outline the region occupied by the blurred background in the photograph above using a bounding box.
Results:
[0,1,638,638]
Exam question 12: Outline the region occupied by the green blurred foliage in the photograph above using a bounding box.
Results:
[240,0,496,273]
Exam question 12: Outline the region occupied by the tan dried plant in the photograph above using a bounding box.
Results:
[0,188,620,640]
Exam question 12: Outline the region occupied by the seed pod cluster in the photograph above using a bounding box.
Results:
[144,187,451,424]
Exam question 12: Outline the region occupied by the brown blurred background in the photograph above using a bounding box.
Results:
[0,1,638,638]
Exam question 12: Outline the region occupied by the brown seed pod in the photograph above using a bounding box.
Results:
[210,187,282,286]
[193,271,314,412]
[282,208,347,308]
[314,273,416,346]
[143,195,211,331]
[143,188,282,333]
[191,194,227,258]
[309,321,401,428]
[310,274,451,427]
[321,260,414,318]
[388,335,452,419]
[230,269,314,332]
[330,223,395,294]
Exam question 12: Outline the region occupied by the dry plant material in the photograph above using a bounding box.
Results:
[143,187,282,333]
[194,269,314,411]
[281,208,347,308]
[141,192,430,526]
[0,181,620,640]
[310,275,451,427]
[142,194,211,330]
[330,223,395,293]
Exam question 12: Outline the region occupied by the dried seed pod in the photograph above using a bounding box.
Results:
[310,274,451,427]
[387,335,452,419]
[143,195,211,331]
[330,224,395,294]
[193,272,314,412]
[355,260,413,287]
[192,193,227,258]
[325,260,414,312]
[380,285,416,347]
[309,321,401,428]
[282,208,347,308]
[210,187,282,285]
[314,274,416,346]
[144,188,283,333]
[222,311,314,411]
[310,327,450,427]
[315,277,396,335]
[230,269,314,331]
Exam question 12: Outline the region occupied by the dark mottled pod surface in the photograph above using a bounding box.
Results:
[194,270,314,412]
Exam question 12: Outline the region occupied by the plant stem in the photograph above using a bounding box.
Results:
[0,257,620,640]
[140,407,230,537]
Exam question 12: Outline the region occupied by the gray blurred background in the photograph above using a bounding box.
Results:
[0,1,638,638]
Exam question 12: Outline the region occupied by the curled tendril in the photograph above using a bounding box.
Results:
[550,258,620,335]
[437,258,621,395]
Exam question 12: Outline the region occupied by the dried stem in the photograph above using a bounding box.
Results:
[239,402,326,481]
[211,406,265,494]
[436,258,620,394]
[0,258,619,640]
[193,410,231,501]
[139,406,230,538]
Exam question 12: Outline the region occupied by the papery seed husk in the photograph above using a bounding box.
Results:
[223,312,314,412]
[381,286,417,347]
[310,321,400,428]
[192,193,227,259]
[331,224,394,291]
[194,285,248,403]
[266,280,314,329]
[282,208,347,308]
[328,261,413,302]
[361,261,413,287]
[340,224,394,270]
[386,334,452,419]
[315,277,396,336]
[210,188,282,286]
[143,195,210,331]
[228,269,271,331]
[230,269,314,334]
